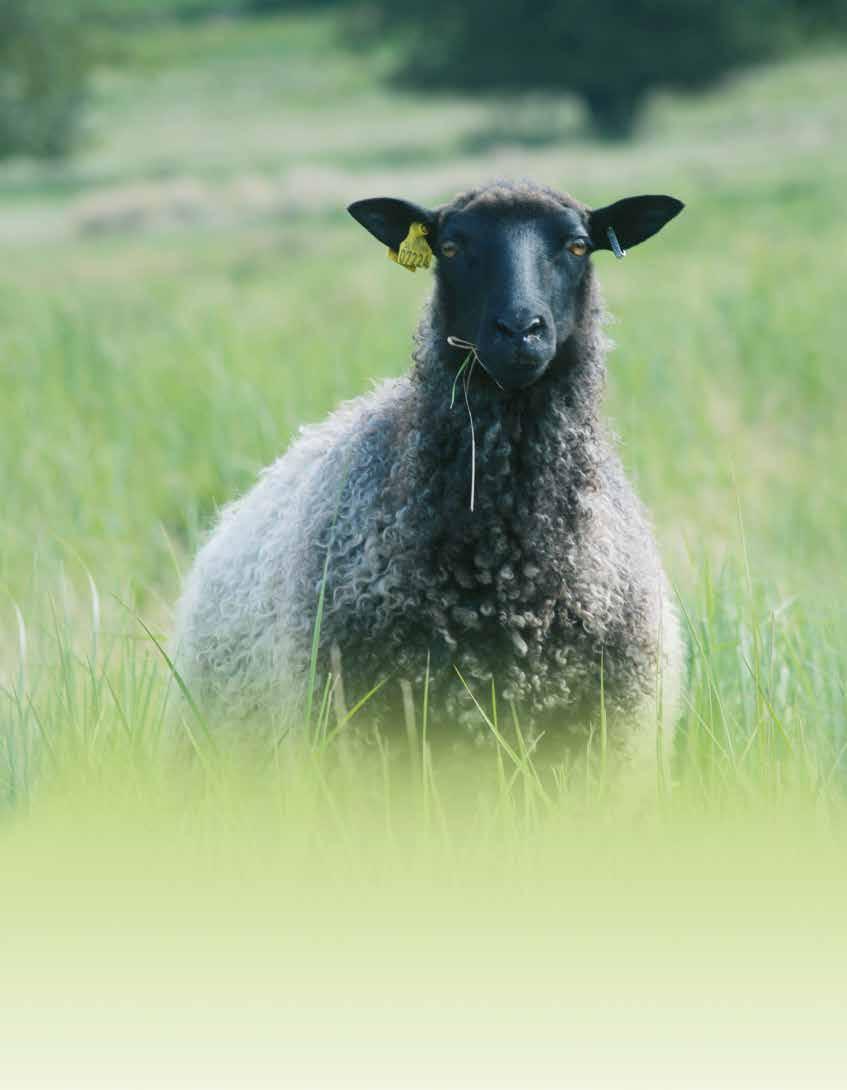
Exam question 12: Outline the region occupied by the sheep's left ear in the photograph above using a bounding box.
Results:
[347,197,437,251]
[589,195,684,253]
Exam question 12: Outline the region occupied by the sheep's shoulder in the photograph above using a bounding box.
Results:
[172,378,412,711]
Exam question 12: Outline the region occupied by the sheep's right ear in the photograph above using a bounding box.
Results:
[347,197,437,252]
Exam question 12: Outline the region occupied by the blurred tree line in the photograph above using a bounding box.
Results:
[1,0,844,159]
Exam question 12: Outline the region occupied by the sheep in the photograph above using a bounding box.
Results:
[173,179,685,770]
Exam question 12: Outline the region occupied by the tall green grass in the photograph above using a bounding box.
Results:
[3,549,844,824]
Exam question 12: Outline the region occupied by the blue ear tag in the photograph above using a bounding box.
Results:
[607,226,626,259]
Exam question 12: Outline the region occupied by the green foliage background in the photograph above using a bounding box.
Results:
[3,0,846,156]
[0,13,846,1073]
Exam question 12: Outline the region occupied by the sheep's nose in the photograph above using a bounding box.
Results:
[494,315,547,342]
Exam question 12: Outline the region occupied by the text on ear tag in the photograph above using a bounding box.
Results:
[388,221,432,272]
[607,226,626,259]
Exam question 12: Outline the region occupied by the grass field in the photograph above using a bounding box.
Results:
[1,14,846,1084]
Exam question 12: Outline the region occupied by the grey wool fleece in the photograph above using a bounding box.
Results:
[173,181,684,765]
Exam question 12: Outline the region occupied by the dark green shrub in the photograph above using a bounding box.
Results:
[350,0,816,139]
[0,2,91,159]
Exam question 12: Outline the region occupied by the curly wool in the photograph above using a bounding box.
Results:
[173,182,683,754]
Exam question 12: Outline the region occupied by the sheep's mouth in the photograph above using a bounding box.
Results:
[507,360,551,390]
[477,344,554,392]
[446,335,551,393]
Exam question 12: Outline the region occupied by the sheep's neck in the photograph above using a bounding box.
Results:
[410,336,603,539]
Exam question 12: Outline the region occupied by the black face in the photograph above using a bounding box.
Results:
[435,204,591,390]
[348,185,683,394]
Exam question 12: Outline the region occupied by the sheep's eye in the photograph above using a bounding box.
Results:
[567,239,589,257]
[441,241,459,259]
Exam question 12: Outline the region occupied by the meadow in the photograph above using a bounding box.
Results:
[1,13,846,1085]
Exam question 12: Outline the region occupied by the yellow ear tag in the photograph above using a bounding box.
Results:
[388,221,432,272]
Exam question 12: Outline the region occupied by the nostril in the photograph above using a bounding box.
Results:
[495,318,516,339]
[523,317,545,339]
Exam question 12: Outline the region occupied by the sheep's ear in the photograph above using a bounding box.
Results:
[347,197,437,251]
[589,195,684,254]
